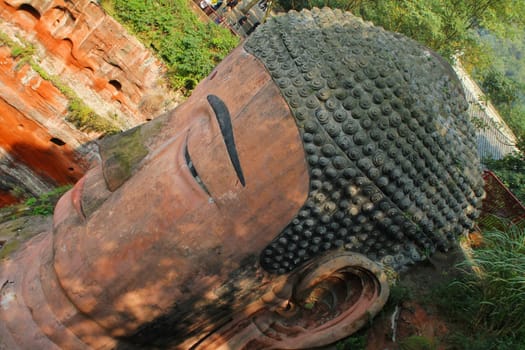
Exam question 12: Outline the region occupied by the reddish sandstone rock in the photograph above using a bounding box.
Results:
[0,0,178,205]
[0,47,87,203]
[1,0,176,124]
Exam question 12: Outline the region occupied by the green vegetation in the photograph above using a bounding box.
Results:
[386,284,412,307]
[275,0,525,64]
[65,98,121,134]
[476,27,525,113]
[398,336,437,350]
[458,226,525,337]
[0,30,120,135]
[474,30,525,203]
[353,224,525,349]
[477,63,525,141]
[481,70,521,112]
[485,136,525,204]
[335,333,366,350]
[0,186,72,259]
[432,225,525,349]
[0,31,35,68]
[101,0,238,94]
[24,185,72,216]
[30,63,121,134]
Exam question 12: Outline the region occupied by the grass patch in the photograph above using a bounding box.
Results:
[430,224,525,348]
[458,226,525,337]
[29,62,121,134]
[0,31,35,68]
[65,98,121,134]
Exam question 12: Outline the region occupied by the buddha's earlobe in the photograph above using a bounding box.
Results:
[274,251,390,349]
[196,251,389,349]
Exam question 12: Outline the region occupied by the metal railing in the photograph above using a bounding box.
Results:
[453,61,519,160]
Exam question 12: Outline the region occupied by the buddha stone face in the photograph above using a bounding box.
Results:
[0,8,484,350]
[51,45,311,338]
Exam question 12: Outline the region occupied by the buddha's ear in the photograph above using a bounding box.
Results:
[198,251,389,349]
[264,251,390,349]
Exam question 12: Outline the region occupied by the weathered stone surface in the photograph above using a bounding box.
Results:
[246,8,485,273]
[0,0,178,205]
[0,215,51,260]
[0,49,89,202]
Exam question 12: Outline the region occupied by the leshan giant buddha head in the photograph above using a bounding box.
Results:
[0,8,484,349]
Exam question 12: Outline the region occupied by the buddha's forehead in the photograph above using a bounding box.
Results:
[97,46,275,191]
[245,8,485,274]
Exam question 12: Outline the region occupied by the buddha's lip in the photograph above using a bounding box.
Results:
[71,176,86,220]
[53,176,86,228]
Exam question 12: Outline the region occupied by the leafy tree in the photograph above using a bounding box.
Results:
[506,105,525,139]
[479,29,525,86]
[275,0,525,63]
[474,32,525,138]
[481,70,520,109]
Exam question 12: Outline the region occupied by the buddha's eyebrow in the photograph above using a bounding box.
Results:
[206,94,246,187]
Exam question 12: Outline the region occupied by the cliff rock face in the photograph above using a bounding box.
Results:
[0,0,177,206]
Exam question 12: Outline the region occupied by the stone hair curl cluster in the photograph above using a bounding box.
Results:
[245,8,485,274]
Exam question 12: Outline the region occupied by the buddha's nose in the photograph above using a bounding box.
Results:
[98,125,150,192]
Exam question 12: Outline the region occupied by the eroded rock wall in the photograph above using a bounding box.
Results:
[0,0,177,205]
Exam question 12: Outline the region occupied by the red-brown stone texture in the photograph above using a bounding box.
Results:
[0,46,87,202]
[0,0,177,205]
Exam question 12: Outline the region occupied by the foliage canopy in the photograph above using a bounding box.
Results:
[275,0,525,65]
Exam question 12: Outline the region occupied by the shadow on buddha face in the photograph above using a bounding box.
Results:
[50,44,388,348]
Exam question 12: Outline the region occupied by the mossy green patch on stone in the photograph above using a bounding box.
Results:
[99,125,149,191]
[0,215,52,260]
[0,240,21,260]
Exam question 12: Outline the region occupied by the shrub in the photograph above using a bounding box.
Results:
[24,185,72,216]
[427,224,525,348]
[336,334,367,350]
[105,0,238,94]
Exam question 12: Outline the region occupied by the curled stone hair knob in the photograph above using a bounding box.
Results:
[245,8,485,275]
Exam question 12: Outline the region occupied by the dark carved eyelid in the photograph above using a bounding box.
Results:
[207,94,246,187]
[184,145,211,196]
